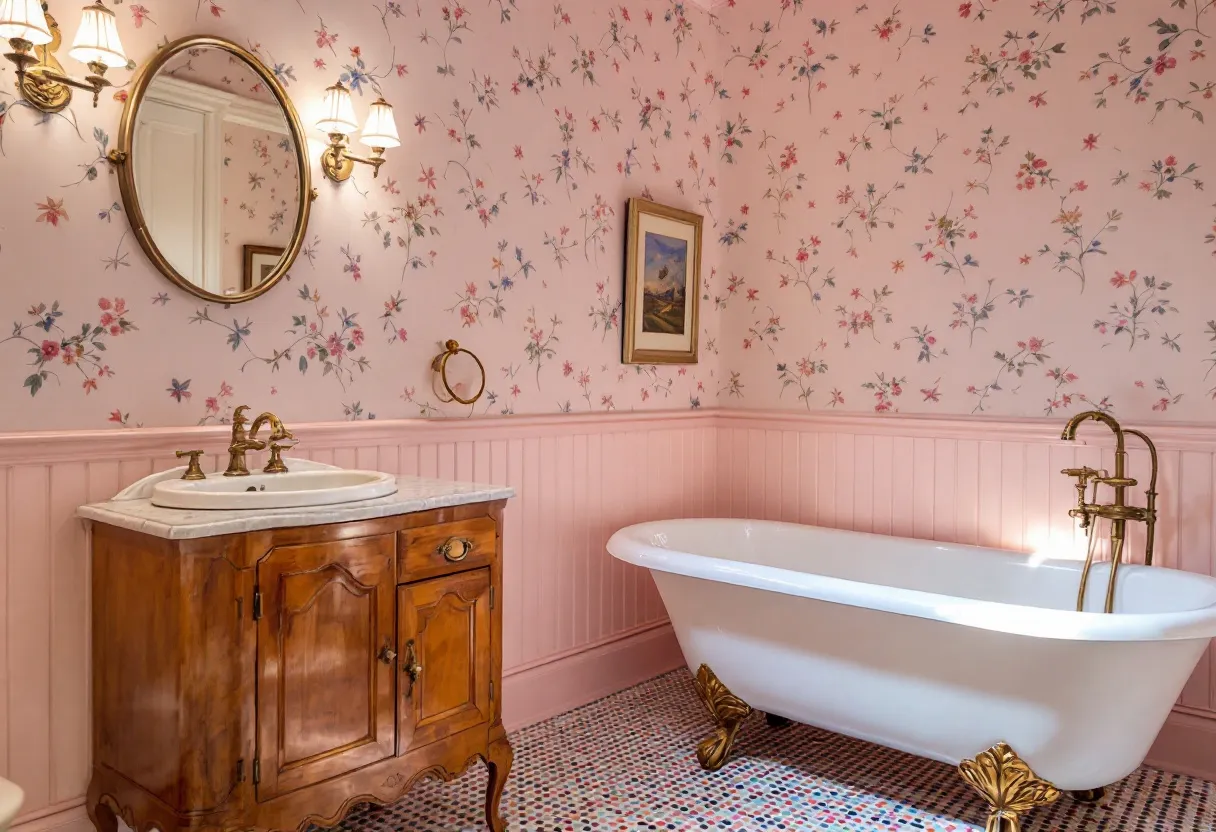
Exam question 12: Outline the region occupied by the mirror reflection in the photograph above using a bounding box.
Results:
[132,45,301,296]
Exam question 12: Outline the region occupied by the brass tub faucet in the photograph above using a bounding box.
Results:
[1059,411,1158,613]
[224,405,297,476]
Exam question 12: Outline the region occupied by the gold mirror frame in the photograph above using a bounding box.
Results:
[108,36,313,304]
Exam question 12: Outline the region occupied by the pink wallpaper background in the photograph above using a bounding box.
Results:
[1,0,1214,430]
[717,0,1215,421]
[221,122,299,295]
[0,0,726,430]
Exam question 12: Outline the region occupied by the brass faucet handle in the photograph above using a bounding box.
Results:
[263,437,297,474]
[175,450,207,481]
[1061,466,1100,481]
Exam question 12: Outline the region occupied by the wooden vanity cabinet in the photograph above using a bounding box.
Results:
[86,500,511,832]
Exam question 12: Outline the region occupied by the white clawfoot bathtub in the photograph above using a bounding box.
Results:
[606,518,1216,792]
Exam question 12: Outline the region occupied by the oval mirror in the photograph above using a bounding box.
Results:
[111,37,311,303]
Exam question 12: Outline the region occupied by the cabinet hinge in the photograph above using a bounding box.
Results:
[252,759,261,785]
[236,759,245,783]
[489,586,495,610]
[252,589,263,621]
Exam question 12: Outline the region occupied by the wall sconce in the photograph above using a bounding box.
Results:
[316,81,399,183]
[0,0,129,113]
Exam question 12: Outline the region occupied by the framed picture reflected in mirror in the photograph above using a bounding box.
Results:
[242,245,285,293]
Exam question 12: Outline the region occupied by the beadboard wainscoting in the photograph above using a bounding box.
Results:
[0,411,713,831]
[6,408,1216,832]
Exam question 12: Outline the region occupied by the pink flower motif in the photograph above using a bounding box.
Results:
[98,297,112,311]
[563,360,574,377]
[1027,337,1044,353]
[40,340,59,361]
[100,312,115,327]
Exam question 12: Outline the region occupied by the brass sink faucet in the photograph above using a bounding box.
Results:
[1060,411,1158,613]
[224,405,297,476]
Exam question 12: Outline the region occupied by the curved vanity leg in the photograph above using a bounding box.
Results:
[86,799,119,832]
[484,736,513,832]
[958,742,1061,832]
[1069,787,1106,804]
[764,713,793,729]
[691,664,753,772]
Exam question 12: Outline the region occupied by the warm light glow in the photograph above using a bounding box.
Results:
[1025,524,1086,567]
[0,0,53,45]
[359,97,400,149]
[316,82,358,134]
[68,1,126,68]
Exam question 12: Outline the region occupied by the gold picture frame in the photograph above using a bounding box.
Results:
[242,245,285,292]
[107,36,313,304]
[623,198,703,365]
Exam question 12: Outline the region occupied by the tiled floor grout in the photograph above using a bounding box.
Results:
[333,670,1216,831]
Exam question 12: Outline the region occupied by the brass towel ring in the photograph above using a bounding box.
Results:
[431,339,486,405]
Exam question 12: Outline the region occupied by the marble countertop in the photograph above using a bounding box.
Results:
[78,475,515,540]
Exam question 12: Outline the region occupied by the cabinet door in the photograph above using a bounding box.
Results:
[256,535,396,799]
[398,569,492,753]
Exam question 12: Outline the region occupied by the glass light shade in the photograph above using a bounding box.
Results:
[316,82,358,134]
[359,98,400,149]
[68,2,127,68]
[0,0,53,45]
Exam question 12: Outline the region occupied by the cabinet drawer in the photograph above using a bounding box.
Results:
[399,517,496,580]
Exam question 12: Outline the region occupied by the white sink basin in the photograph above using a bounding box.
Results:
[151,469,398,510]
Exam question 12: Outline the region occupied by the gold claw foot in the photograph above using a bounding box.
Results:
[691,664,752,772]
[959,742,1061,832]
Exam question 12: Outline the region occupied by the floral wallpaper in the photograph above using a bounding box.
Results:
[0,0,725,430]
[3,0,1213,430]
[717,0,1215,420]
[221,122,299,295]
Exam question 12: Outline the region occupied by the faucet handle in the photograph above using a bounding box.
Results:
[263,436,297,474]
[1094,475,1137,489]
[1061,466,1100,482]
[175,450,207,481]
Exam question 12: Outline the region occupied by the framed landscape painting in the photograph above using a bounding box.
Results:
[623,198,703,364]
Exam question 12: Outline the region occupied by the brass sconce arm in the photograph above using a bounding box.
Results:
[2,3,131,114]
[320,133,388,181]
[6,39,112,107]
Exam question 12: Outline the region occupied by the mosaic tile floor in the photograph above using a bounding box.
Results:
[335,670,1216,831]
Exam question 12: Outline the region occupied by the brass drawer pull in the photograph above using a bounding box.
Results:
[403,639,423,697]
[438,536,474,562]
